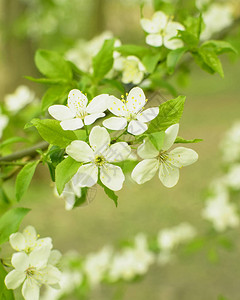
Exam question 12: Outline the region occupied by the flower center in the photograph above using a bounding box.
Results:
[157,151,168,163]
[76,108,88,119]
[94,155,105,166]
[26,267,36,277]
[126,112,137,121]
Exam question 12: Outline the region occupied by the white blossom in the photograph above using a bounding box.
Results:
[103,87,159,135]
[66,126,131,191]
[5,246,61,300]
[48,89,109,131]
[131,124,198,187]
[9,226,52,254]
[0,113,8,139]
[202,192,239,232]
[201,3,234,40]
[224,164,240,190]
[140,11,185,49]
[108,234,155,281]
[84,246,113,287]
[113,55,146,84]
[4,85,35,113]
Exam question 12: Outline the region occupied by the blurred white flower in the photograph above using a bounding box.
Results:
[202,192,239,231]
[0,114,8,139]
[201,3,234,40]
[84,246,113,287]
[221,121,240,164]
[66,126,131,191]
[4,85,35,114]
[5,246,61,300]
[108,234,155,281]
[131,124,198,187]
[195,0,210,10]
[140,11,185,49]
[40,270,82,300]
[224,164,240,190]
[9,225,52,254]
[65,31,121,72]
[48,89,109,130]
[114,55,146,84]
[103,87,159,135]
[157,223,196,251]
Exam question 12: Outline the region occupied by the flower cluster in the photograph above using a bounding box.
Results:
[4,226,62,300]
[140,11,185,49]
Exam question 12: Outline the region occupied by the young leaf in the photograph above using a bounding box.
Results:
[98,180,118,207]
[147,96,185,133]
[25,76,68,85]
[174,137,203,144]
[55,156,82,195]
[0,207,30,245]
[142,52,161,73]
[15,160,40,202]
[179,31,199,49]
[93,39,115,80]
[41,85,71,111]
[115,45,150,59]
[0,263,15,300]
[201,40,238,55]
[35,49,72,79]
[197,47,224,77]
[167,47,187,74]
[31,119,77,148]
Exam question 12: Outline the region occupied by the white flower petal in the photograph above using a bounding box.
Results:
[35,237,52,249]
[12,252,29,271]
[66,140,94,162]
[84,113,105,125]
[159,163,179,188]
[68,89,88,114]
[128,120,148,135]
[89,126,110,153]
[103,117,127,131]
[140,11,167,33]
[164,37,184,50]
[42,265,62,285]
[137,107,159,123]
[48,105,75,121]
[131,71,144,85]
[126,87,146,113]
[146,34,163,47]
[113,57,125,71]
[162,124,179,151]
[131,159,159,184]
[152,11,168,28]
[140,18,160,34]
[107,96,126,117]
[137,139,159,159]
[22,225,37,246]
[5,270,26,289]
[100,164,125,191]
[76,163,98,187]
[9,233,26,251]
[60,118,84,130]
[48,250,62,266]
[29,245,51,269]
[168,147,198,167]
[22,278,40,300]
[105,142,131,162]
[165,21,185,37]
[86,94,109,114]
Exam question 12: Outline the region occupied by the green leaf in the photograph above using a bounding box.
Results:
[0,137,29,149]
[201,40,238,55]
[167,47,187,74]
[15,160,39,201]
[74,187,89,208]
[142,52,161,73]
[35,49,72,79]
[197,47,224,77]
[0,207,30,245]
[0,187,11,206]
[98,180,118,207]
[115,45,149,59]
[73,130,87,141]
[93,39,115,80]
[25,76,68,85]
[147,96,185,133]
[146,131,165,150]
[0,263,15,300]
[101,79,125,94]
[191,52,215,74]
[55,156,82,195]
[175,137,203,144]
[41,85,71,111]
[179,31,199,48]
[31,119,76,148]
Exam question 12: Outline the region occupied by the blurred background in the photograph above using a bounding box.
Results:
[1,0,240,299]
